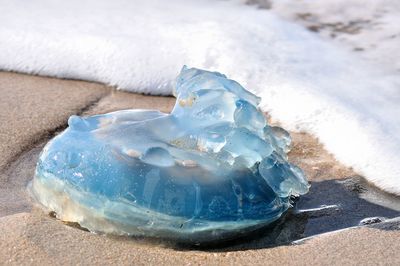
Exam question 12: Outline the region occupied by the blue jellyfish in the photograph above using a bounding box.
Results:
[32,66,309,244]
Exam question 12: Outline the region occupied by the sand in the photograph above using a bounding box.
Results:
[1,211,399,265]
[0,72,108,172]
[0,71,399,265]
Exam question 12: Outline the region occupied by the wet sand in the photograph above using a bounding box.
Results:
[0,72,108,172]
[0,72,399,265]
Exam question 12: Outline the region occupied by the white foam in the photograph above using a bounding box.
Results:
[1,0,399,194]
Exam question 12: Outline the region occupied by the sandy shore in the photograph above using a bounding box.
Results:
[0,72,399,265]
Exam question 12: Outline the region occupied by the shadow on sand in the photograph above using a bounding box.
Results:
[173,177,400,251]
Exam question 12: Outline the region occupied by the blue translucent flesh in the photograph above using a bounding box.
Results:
[32,66,309,243]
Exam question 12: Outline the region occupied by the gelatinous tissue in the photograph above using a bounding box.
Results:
[32,66,309,244]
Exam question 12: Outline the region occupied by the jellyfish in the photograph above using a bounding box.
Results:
[32,66,309,244]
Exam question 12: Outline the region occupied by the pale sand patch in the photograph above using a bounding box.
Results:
[84,90,176,115]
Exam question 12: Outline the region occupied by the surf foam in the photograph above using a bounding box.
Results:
[0,0,399,194]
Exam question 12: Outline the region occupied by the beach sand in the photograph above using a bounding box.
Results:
[0,72,399,265]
